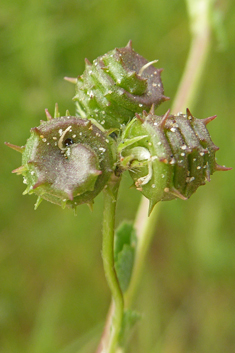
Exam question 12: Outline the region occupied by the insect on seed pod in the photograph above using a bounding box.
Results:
[5,106,115,210]
[118,108,231,214]
[66,41,169,129]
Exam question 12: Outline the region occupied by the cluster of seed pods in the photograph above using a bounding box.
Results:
[6,42,230,210]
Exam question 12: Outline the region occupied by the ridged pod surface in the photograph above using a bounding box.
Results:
[72,41,168,129]
[7,112,115,209]
[118,109,229,214]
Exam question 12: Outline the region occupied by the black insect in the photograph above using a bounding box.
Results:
[64,138,74,146]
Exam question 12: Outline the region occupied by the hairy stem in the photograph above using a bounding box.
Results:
[97,174,123,353]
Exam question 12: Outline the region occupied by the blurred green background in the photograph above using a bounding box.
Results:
[1,0,235,352]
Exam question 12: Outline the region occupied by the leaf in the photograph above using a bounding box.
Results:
[118,309,141,348]
[114,222,137,293]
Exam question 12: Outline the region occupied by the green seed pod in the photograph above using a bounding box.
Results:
[68,41,168,129]
[118,108,231,214]
[6,108,115,209]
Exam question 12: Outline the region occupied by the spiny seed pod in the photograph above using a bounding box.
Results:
[5,106,115,209]
[66,41,168,129]
[118,108,231,214]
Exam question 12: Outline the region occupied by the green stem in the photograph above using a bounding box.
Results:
[97,1,215,351]
[125,0,214,309]
[172,0,211,113]
[98,174,123,353]
[124,197,160,307]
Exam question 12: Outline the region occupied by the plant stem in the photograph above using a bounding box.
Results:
[172,0,212,113]
[124,0,214,310]
[97,0,214,350]
[97,174,123,353]
[124,197,160,308]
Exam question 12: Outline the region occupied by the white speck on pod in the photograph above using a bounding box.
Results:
[99,147,106,152]
[66,148,71,157]
[186,176,195,183]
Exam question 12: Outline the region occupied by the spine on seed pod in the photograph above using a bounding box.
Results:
[65,41,169,129]
[118,107,231,214]
[5,105,116,210]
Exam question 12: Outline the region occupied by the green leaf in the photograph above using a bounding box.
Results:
[114,222,137,293]
[119,309,141,348]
